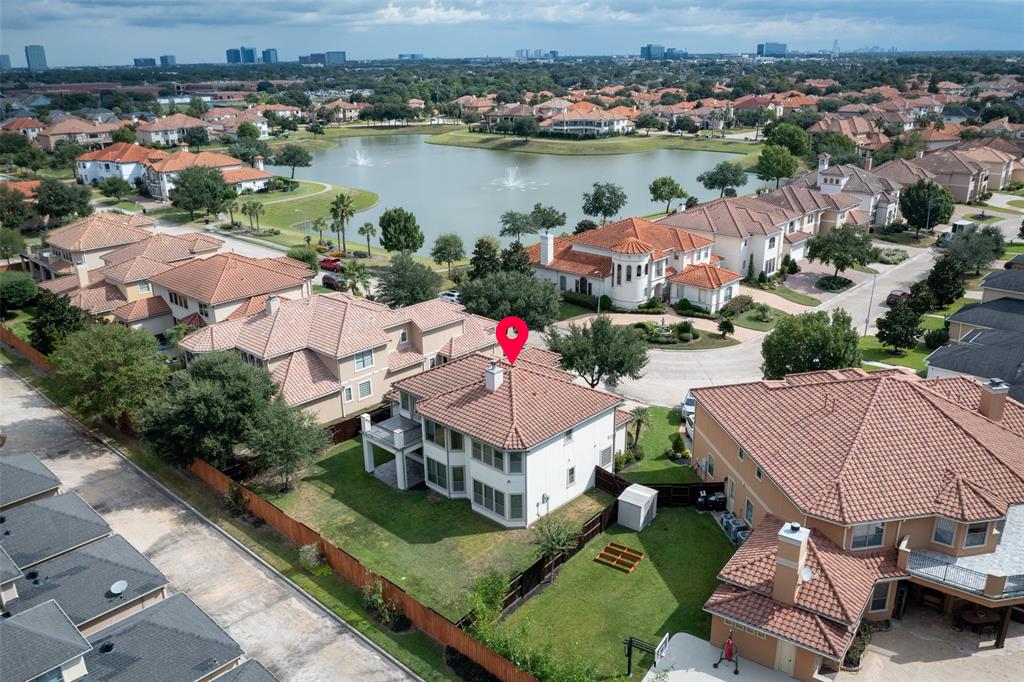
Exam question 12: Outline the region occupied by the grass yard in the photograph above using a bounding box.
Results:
[859,335,931,373]
[98,198,143,212]
[874,232,936,247]
[731,305,787,332]
[2,306,36,341]
[964,212,1003,224]
[621,407,699,484]
[1008,199,1024,209]
[976,203,1022,216]
[321,123,467,138]
[852,264,879,275]
[644,333,740,351]
[933,295,973,317]
[264,439,613,620]
[1002,243,1024,256]
[556,301,591,321]
[757,284,821,307]
[921,314,947,331]
[499,508,735,678]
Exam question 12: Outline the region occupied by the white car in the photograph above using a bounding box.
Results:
[438,290,461,304]
[680,392,696,420]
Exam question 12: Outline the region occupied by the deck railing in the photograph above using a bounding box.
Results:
[907,550,1024,598]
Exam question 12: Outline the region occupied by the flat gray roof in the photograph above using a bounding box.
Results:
[0,452,61,509]
[0,492,111,569]
[0,599,92,682]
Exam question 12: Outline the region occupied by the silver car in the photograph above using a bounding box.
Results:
[438,290,461,304]
[680,392,696,420]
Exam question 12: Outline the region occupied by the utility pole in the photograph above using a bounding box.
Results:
[863,273,878,336]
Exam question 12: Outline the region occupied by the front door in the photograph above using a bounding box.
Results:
[775,639,796,676]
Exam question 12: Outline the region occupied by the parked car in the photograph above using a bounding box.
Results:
[438,290,461,303]
[886,290,910,306]
[684,413,694,441]
[321,273,346,291]
[319,256,342,272]
[935,231,955,248]
[680,391,696,421]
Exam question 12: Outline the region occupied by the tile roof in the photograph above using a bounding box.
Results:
[658,197,794,238]
[873,158,937,186]
[438,314,498,358]
[0,493,112,569]
[101,232,223,267]
[0,600,93,682]
[77,142,169,165]
[100,256,174,284]
[692,371,1024,523]
[146,150,241,174]
[41,116,124,136]
[0,453,61,509]
[4,179,41,199]
[221,167,274,184]
[38,269,105,294]
[615,409,635,428]
[1,117,46,130]
[111,296,172,323]
[669,263,742,289]
[224,294,284,321]
[388,346,426,372]
[149,252,307,305]
[569,216,713,254]
[526,238,613,277]
[396,354,622,450]
[760,185,861,214]
[45,213,155,252]
[790,164,900,197]
[784,231,811,244]
[391,298,467,331]
[517,346,562,368]
[270,349,343,405]
[136,112,212,132]
[911,149,987,176]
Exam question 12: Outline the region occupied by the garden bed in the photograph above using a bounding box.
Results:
[816,275,855,292]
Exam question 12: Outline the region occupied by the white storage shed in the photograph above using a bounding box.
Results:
[617,483,658,532]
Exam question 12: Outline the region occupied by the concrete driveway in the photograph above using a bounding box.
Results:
[0,365,414,682]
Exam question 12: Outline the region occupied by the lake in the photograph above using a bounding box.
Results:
[269,134,743,254]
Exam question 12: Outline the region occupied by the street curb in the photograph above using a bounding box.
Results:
[0,362,423,682]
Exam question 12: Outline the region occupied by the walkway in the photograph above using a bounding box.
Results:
[0,364,414,682]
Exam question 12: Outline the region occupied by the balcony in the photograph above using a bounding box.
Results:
[362,414,422,453]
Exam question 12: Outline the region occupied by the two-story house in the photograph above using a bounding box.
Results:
[20,213,156,281]
[75,142,169,186]
[787,153,901,226]
[35,116,125,151]
[691,369,1024,681]
[908,149,990,203]
[178,293,500,433]
[947,269,1024,341]
[362,350,632,527]
[759,184,861,238]
[0,117,46,141]
[134,113,213,146]
[539,109,635,136]
[144,148,272,199]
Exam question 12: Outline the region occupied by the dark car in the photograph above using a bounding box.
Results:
[321,273,346,291]
[319,256,342,272]
[886,290,910,306]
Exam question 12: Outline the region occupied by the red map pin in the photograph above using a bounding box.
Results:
[495,317,529,365]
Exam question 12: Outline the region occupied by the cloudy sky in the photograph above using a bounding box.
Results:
[3,0,1021,66]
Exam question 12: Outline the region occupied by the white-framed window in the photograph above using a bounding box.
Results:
[198,302,209,318]
[493,449,505,471]
[600,447,613,467]
[450,430,464,451]
[138,280,150,293]
[508,451,523,473]
[400,392,410,411]
[358,380,371,399]
[745,499,754,524]
[473,480,505,516]
[425,419,445,447]
[723,286,733,301]
[724,619,766,639]
[851,522,885,549]
[399,329,408,343]
[509,494,524,520]
[426,458,448,490]
[564,428,573,444]
[964,522,988,548]
[354,349,374,371]
[932,517,956,546]
[768,236,777,249]
[343,386,353,402]
[567,466,576,487]
[452,466,465,493]
[169,291,187,308]
[870,583,890,612]
[738,448,746,461]
[755,466,762,481]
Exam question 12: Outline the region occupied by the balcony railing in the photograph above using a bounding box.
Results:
[907,550,1024,599]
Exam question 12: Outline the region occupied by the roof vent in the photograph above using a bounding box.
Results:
[99,642,115,654]
[788,522,801,532]
[26,570,38,580]
[801,566,814,582]
[109,580,128,596]
[0,515,5,524]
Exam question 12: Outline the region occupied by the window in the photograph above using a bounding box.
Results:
[452,467,465,493]
[600,446,613,467]
[851,522,885,549]
[493,449,505,471]
[426,458,448,490]
[425,420,445,447]
[343,386,353,402]
[616,264,622,285]
[450,431,464,451]
[138,280,150,293]
[559,275,567,291]
[358,380,371,399]
[932,517,956,546]
[636,264,642,277]
[707,455,715,477]
[738,448,746,461]
[508,452,523,473]
[169,292,187,308]
[399,330,408,343]
[723,286,733,301]
[755,466,762,481]
[473,480,505,516]
[768,236,777,249]
[400,392,410,411]
[510,494,524,520]
[567,466,576,487]
[964,522,988,548]
[564,428,573,444]
[354,349,374,370]
[626,266,632,282]
[198,302,209,318]
[870,583,890,612]
[724,619,766,639]
[745,499,754,524]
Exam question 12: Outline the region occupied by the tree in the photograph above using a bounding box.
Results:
[50,324,167,421]
[431,233,465,276]
[276,144,313,179]
[948,228,1000,275]
[183,126,210,148]
[498,210,535,244]
[755,145,799,188]
[29,290,86,355]
[0,227,26,260]
[907,280,936,316]
[111,126,136,144]
[342,260,371,296]
[697,161,749,197]
[187,96,208,118]
[765,123,811,157]
[927,255,967,306]
[718,317,735,338]
[16,147,49,173]
[378,207,424,253]
[236,121,260,140]
[246,396,327,491]
[630,406,651,447]
[0,271,37,315]
[634,113,663,135]
[245,201,265,229]
[899,180,954,238]
[376,251,442,307]
[358,220,377,255]
[649,176,688,213]
[582,182,628,225]
[875,298,922,354]
[327,191,357,255]
[308,216,325,245]
[530,515,578,560]
[171,166,227,219]
[461,271,559,330]
[0,184,38,228]
[307,121,324,136]
[546,315,648,389]
[227,138,272,166]
[813,132,859,165]
[807,224,876,277]
[35,178,92,225]
[500,241,532,274]
[528,203,566,234]
[761,309,861,379]
[574,219,598,234]
[512,117,539,140]
[139,352,278,468]
[98,176,133,201]
[52,140,85,170]
[469,236,502,280]
[285,245,319,271]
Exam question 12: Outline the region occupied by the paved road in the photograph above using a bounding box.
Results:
[0,365,414,682]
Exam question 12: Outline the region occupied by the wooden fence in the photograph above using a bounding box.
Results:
[0,325,51,371]
[595,466,724,506]
[188,459,537,682]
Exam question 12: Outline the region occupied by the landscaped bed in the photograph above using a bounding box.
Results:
[498,507,735,678]
[620,406,699,484]
[263,439,613,620]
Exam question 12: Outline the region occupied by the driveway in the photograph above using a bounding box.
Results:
[0,365,414,682]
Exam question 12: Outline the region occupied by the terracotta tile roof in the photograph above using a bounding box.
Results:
[68,282,129,315]
[658,197,793,239]
[76,142,168,165]
[669,263,742,289]
[570,216,713,253]
[146,150,241,174]
[873,158,937,186]
[4,180,41,199]
[99,256,174,283]
[224,294,285,321]
[45,213,155,251]
[784,231,811,244]
[41,116,123,136]
[258,255,316,280]
[846,208,872,226]
[111,296,172,323]
[391,298,466,331]
[439,314,498,358]
[101,232,223,266]
[518,347,562,368]
[271,349,342,405]
[526,239,613,277]
[910,150,987,176]
[692,372,1024,524]
[396,354,622,450]
[178,312,207,328]
[2,117,46,130]
[615,409,635,428]
[388,346,425,372]
[150,252,307,305]
[760,185,860,214]
[609,236,655,254]
[136,113,212,132]
[221,167,273,184]
[38,269,105,294]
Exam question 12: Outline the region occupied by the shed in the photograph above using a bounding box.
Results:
[617,484,658,532]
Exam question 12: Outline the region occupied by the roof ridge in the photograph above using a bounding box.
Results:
[803,541,855,623]
[811,612,844,657]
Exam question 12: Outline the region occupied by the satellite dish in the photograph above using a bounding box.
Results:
[110,580,128,596]
[801,566,814,582]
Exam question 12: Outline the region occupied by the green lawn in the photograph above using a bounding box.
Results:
[874,232,936,247]
[921,314,947,331]
[1008,199,1024,209]
[645,333,740,350]
[264,439,613,620]
[964,212,1003,224]
[976,203,1022,216]
[621,407,699,484]
[933,295,973,317]
[731,305,787,332]
[556,301,590,320]
[1002,243,1024,256]
[320,123,468,139]
[499,508,735,678]
[3,306,36,342]
[852,264,879,275]
[859,335,931,373]
[753,284,820,307]
[98,198,143,211]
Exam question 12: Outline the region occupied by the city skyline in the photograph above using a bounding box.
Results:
[2,0,1021,67]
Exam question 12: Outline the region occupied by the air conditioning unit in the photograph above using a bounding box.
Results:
[735,530,751,546]
[724,517,748,542]
[718,512,736,530]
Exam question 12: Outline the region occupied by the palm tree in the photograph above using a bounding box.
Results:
[240,203,254,229]
[342,260,370,296]
[312,216,327,245]
[247,202,266,230]
[358,221,377,257]
[330,192,356,256]
[630,406,650,449]
[223,194,238,226]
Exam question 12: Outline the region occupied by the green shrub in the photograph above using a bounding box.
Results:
[670,432,685,453]
[877,248,908,265]
[816,275,854,291]
[678,332,692,342]
[720,294,753,317]
[362,578,397,626]
[224,483,247,514]
[530,514,579,559]
[923,327,949,350]
[673,298,717,319]
[691,327,700,339]
[0,271,38,314]
[752,302,774,322]
[614,452,628,472]
[631,446,645,461]
[298,542,332,576]
[787,259,800,274]
[637,297,665,313]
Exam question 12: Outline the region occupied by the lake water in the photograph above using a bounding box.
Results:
[269,134,743,254]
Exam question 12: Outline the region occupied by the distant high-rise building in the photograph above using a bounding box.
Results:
[831,40,840,58]
[640,44,665,60]
[25,45,47,71]
[226,48,241,64]
[133,57,157,67]
[549,50,559,59]
[398,53,424,60]
[325,51,346,66]
[160,55,176,67]
[262,49,278,64]
[0,54,11,71]
[756,42,787,57]
[240,46,257,64]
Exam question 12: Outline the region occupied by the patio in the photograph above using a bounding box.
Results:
[643,633,793,682]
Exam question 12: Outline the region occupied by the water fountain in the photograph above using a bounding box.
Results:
[485,166,544,192]
[349,150,374,167]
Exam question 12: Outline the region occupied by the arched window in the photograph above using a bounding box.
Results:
[636,264,642,277]
[616,264,622,285]
[626,266,632,282]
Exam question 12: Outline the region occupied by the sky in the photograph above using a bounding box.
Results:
[2,0,1022,67]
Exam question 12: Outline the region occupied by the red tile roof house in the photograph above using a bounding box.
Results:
[538,109,635,137]
[75,142,169,186]
[35,116,128,151]
[142,147,272,200]
[322,99,369,122]
[363,351,632,526]
[178,293,500,430]
[526,216,744,313]
[134,113,214,146]
[691,369,1024,681]
[787,153,902,226]
[20,213,157,281]
[1,117,47,141]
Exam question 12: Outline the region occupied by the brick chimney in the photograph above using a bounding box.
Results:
[484,358,504,391]
[773,521,811,606]
[979,377,1009,422]
[540,233,554,266]
[265,295,280,316]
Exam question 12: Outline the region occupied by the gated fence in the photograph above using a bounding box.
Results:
[595,466,724,506]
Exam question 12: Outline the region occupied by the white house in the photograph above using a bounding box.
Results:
[0,117,46,141]
[539,110,634,136]
[75,142,170,186]
[135,113,213,146]
[143,148,271,199]
[361,351,632,527]
[787,154,901,226]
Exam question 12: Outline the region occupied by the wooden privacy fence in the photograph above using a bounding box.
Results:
[0,326,51,372]
[188,459,538,682]
[595,466,724,506]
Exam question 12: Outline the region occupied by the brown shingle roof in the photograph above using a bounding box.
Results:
[45,213,155,251]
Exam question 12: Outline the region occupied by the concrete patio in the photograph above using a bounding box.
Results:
[642,633,793,682]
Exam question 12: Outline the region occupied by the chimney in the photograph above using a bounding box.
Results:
[540,233,554,266]
[253,155,264,171]
[816,152,830,188]
[916,150,925,159]
[864,155,873,172]
[979,377,1009,422]
[484,358,504,392]
[179,142,189,153]
[265,295,280,316]
[74,262,89,289]
[772,521,811,606]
